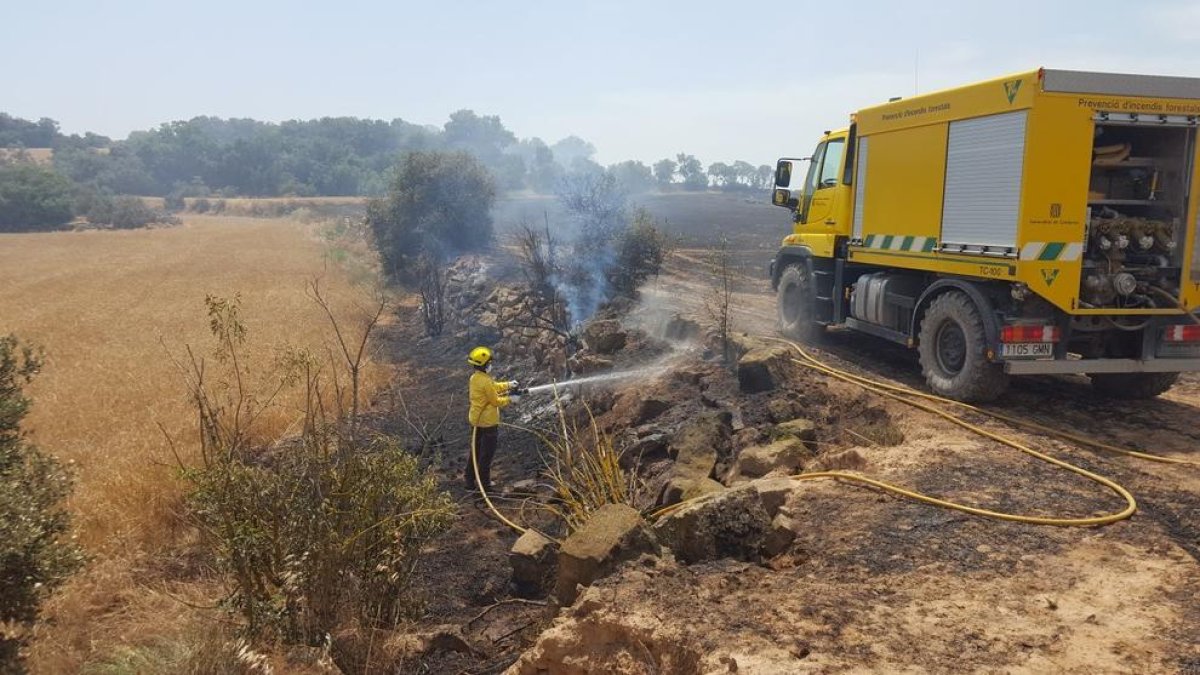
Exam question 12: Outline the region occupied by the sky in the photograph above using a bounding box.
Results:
[4,1,1200,167]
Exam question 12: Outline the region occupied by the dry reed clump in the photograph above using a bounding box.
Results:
[0,214,389,672]
[539,399,644,532]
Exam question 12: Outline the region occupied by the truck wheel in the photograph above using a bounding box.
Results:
[777,262,821,342]
[1088,372,1179,399]
[917,291,1008,402]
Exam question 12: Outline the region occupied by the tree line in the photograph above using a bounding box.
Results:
[3,112,774,198]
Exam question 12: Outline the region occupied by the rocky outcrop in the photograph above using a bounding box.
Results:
[736,342,795,393]
[660,477,725,505]
[555,504,659,605]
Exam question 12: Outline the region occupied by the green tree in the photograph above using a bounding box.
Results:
[0,164,75,232]
[0,336,84,667]
[708,161,737,189]
[675,153,707,191]
[551,135,596,167]
[607,160,654,194]
[653,158,677,187]
[367,151,496,281]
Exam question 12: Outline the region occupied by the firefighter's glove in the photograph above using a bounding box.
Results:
[505,380,520,390]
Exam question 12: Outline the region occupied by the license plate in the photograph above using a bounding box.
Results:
[1001,342,1053,359]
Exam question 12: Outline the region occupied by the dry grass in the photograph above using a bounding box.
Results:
[0,213,388,672]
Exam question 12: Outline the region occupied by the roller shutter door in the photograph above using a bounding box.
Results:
[941,110,1027,251]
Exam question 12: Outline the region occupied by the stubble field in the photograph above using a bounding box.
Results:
[0,214,385,671]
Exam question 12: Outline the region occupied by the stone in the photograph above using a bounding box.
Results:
[772,418,819,452]
[555,504,658,604]
[730,438,809,480]
[767,398,800,423]
[660,477,726,506]
[736,344,794,393]
[747,476,796,517]
[634,398,672,425]
[568,354,614,374]
[762,513,799,557]
[668,412,731,483]
[511,529,558,597]
[620,433,669,470]
[582,319,628,354]
[652,485,772,564]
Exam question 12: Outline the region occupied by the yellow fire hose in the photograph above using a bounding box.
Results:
[473,333,1198,533]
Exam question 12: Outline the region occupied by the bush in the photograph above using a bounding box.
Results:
[610,208,671,296]
[0,336,85,668]
[163,191,186,212]
[367,151,496,282]
[87,195,179,229]
[0,164,75,232]
[178,296,454,643]
[191,197,211,213]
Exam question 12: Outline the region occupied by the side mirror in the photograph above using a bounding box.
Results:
[774,159,793,188]
[772,188,799,208]
[772,158,803,209]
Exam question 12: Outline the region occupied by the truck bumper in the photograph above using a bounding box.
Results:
[1003,358,1200,375]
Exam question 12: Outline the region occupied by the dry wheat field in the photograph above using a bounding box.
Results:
[0,214,385,672]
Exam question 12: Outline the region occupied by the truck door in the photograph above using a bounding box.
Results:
[800,137,846,227]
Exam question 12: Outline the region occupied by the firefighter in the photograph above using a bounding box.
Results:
[466,346,520,493]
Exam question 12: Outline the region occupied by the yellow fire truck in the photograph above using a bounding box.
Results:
[771,68,1200,401]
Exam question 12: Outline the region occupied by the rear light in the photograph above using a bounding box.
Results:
[1001,324,1060,343]
[1163,325,1200,343]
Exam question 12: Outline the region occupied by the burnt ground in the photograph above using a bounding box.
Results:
[374,230,1200,673]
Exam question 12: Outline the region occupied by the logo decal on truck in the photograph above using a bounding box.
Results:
[1041,268,1060,286]
[1004,79,1022,104]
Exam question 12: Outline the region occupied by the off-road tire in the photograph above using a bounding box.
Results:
[776,262,822,342]
[1088,372,1179,399]
[917,291,1009,402]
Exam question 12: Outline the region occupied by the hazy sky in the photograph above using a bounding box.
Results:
[4,1,1200,166]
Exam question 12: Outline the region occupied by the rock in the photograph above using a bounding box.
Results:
[555,504,658,604]
[767,397,800,423]
[620,433,669,470]
[668,412,731,483]
[568,354,614,374]
[511,529,558,597]
[747,476,796,517]
[762,512,799,557]
[807,447,867,472]
[652,485,771,564]
[730,438,809,480]
[772,418,819,452]
[634,398,672,425]
[582,319,628,354]
[660,477,726,506]
[736,344,794,393]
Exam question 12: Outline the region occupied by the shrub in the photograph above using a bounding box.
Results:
[366,151,496,282]
[0,164,75,232]
[0,336,85,668]
[610,208,671,296]
[191,197,211,213]
[87,195,178,229]
[163,191,186,212]
[177,296,454,643]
